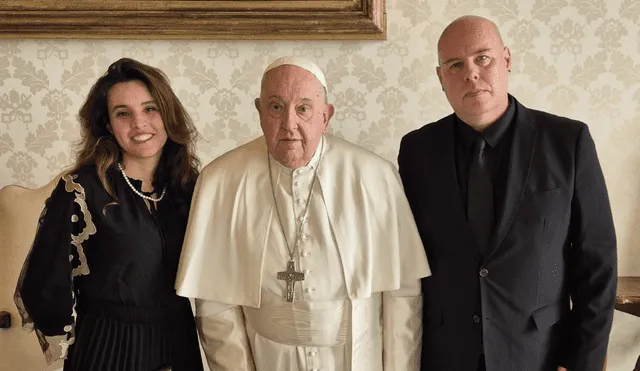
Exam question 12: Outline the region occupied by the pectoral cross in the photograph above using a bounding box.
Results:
[277,260,306,302]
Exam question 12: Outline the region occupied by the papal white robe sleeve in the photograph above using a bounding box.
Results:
[176,134,431,371]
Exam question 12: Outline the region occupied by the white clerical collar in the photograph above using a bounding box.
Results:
[269,135,325,174]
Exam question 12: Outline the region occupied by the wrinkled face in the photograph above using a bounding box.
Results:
[107,80,168,166]
[436,18,511,125]
[255,65,334,169]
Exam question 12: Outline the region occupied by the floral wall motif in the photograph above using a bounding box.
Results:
[1,0,639,275]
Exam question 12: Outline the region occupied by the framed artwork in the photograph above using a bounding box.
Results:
[0,0,386,40]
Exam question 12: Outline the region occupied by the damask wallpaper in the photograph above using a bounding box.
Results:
[1,0,639,275]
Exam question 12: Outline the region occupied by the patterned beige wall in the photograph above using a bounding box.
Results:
[0,0,639,275]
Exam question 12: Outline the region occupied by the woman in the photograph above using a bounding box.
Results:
[14,58,204,371]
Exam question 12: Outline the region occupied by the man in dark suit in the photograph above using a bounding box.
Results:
[398,15,617,371]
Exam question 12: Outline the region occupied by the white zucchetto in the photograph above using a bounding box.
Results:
[263,56,328,93]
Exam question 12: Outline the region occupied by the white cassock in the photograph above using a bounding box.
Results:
[176,134,431,371]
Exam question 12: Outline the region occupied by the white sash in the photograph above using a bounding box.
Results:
[243,298,348,347]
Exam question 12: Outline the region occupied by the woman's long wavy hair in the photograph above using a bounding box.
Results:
[73,58,200,206]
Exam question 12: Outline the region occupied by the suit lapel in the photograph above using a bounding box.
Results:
[427,116,479,257]
[485,100,537,261]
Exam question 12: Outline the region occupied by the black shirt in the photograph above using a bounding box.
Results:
[455,97,516,354]
[454,96,516,225]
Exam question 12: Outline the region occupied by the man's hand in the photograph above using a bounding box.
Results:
[558,367,568,371]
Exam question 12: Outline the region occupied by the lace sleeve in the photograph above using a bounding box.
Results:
[13,173,95,364]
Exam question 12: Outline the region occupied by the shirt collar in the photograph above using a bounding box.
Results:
[455,95,515,149]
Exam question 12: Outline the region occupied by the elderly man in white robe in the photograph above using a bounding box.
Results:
[175,56,431,371]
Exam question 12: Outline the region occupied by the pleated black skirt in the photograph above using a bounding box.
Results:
[64,297,203,371]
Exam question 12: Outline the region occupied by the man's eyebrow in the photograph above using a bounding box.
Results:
[267,96,313,103]
[441,48,493,66]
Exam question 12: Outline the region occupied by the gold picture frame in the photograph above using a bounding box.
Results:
[0,0,386,40]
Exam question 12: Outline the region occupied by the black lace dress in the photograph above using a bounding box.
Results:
[15,165,204,371]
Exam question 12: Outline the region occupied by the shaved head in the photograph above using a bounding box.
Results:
[438,16,505,66]
[435,15,511,129]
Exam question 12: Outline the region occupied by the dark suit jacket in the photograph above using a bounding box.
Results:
[398,96,617,371]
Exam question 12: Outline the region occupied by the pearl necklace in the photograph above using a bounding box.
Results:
[117,162,166,202]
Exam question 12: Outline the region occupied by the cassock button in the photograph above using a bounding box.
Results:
[473,315,481,323]
[294,181,303,187]
[303,268,311,275]
[305,287,316,293]
[308,351,318,356]
[302,252,311,257]
[302,234,310,240]
[296,198,305,205]
[479,268,488,278]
